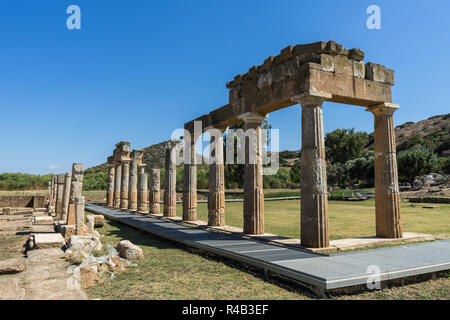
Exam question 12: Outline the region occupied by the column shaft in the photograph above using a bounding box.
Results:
[240,113,265,235]
[164,148,177,217]
[149,169,161,214]
[55,174,65,219]
[67,163,84,225]
[61,173,72,223]
[137,164,148,213]
[208,129,225,226]
[120,160,130,209]
[368,104,402,238]
[183,135,197,221]
[106,165,115,206]
[128,160,138,211]
[113,163,122,207]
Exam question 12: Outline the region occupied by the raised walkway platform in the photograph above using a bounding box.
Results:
[86,203,450,295]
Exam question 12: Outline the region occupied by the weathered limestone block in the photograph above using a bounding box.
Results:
[353,60,365,78]
[86,215,95,234]
[115,240,144,261]
[365,62,394,85]
[367,103,402,239]
[238,112,266,235]
[67,164,84,225]
[334,56,353,75]
[208,130,226,227]
[113,162,122,208]
[183,134,198,221]
[93,215,104,228]
[128,159,138,211]
[294,93,330,248]
[149,168,161,214]
[348,48,365,61]
[66,235,102,263]
[137,164,148,213]
[75,196,86,236]
[163,148,177,217]
[120,160,130,209]
[2,207,12,215]
[61,173,72,223]
[106,164,115,206]
[55,174,65,218]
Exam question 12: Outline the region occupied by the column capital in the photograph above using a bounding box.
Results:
[238,112,267,123]
[204,124,227,132]
[291,90,332,106]
[366,102,400,116]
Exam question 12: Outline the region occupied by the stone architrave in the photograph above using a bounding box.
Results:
[113,162,122,208]
[238,112,266,235]
[149,169,161,214]
[208,127,226,226]
[137,164,148,213]
[295,92,330,248]
[120,160,130,210]
[106,164,115,206]
[128,159,138,211]
[163,147,177,217]
[61,173,72,223]
[67,163,84,225]
[75,196,86,235]
[182,133,199,221]
[55,174,65,218]
[367,103,402,238]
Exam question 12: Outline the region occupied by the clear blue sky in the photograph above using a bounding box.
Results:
[0,0,449,174]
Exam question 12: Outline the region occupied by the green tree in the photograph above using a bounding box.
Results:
[397,145,438,184]
[325,128,369,164]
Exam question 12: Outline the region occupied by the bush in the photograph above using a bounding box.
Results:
[397,145,438,184]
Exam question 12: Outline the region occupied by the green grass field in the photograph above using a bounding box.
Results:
[176,199,450,240]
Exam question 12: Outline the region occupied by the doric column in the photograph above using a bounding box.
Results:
[294,93,329,248]
[120,159,130,210]
[113,162,122,208]
[137,164,148,213]
[128,159,138,211]
[238,112,266,235]
[75,196,85,235]
[164,147,177,217]
[183,133,199,221]
[50,177,56,206]
[367,103,402,238]
[55,174,65,218]
[208,127,226,226]
[106,164,115,206]
[149,168,161,214]
[61,173,72,223]
[67,163,84,225]
[47,181,52,205]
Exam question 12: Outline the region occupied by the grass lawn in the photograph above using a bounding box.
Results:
[175,199,450,240]
[86,215,450,300]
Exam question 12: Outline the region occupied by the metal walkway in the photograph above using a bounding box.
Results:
[86,203,450,294]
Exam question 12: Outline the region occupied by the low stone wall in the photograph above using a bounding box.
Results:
[0,195,46,208]
[407,197,450,204]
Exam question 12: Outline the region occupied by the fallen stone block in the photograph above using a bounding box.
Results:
[93,215,104,228]
[115,240,144,261]
[32,233,65,250]
[2,207,13,215]
[66,235,102,264]
[33,216,54,225]
[0,258,27,274]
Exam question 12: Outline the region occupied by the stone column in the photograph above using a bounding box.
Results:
[67,163,84,225]
[52,176,57,207]
[113,162,122,208]
[55,174,65,218]
[106,164,115,206]
[61,173,72,223]
[47,181,52,205]
[75,196,85,235]
[164,147,177,217]
[295,93,329,248]
[239,112,266,235]
[208,127,226,226]
[149,168,161,214]
[128,159,138,211]
[137,164,148,213]
[182,134,198,221]
[367,103,402,238]
[120,160,130,210]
